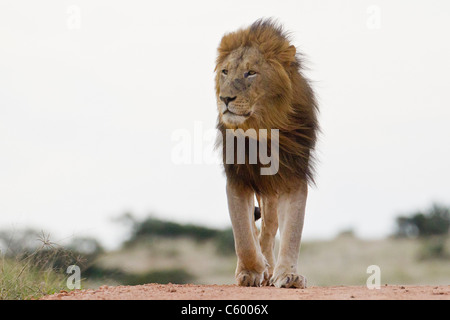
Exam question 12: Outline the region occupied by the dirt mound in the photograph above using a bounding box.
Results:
[41,284,449,300]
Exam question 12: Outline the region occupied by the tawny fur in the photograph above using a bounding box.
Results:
[215,19,319,196]
[215,19,318,288]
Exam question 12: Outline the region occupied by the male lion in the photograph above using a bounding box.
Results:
[215,19,319,288]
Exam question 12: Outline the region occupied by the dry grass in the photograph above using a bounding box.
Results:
[0,232,74,300]
[0,257,66,300]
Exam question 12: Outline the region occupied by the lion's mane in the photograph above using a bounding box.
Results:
[215,19,319,195]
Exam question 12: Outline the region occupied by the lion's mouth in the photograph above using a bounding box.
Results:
[223,109,252,118]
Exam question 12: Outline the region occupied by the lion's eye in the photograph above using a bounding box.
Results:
[222,69,228,75]
[244,70,257,78]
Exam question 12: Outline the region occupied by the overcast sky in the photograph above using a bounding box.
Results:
[1,0,449,249]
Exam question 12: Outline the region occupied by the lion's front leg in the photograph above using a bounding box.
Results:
[270,183,308,289]
[226,182,268,287]
[258,195,278,284]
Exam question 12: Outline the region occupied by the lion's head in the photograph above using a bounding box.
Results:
[215,19,306,132]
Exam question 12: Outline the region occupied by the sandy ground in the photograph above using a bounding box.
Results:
[41,284,449,300]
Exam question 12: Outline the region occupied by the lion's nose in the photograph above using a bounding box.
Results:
[220,96,237,106]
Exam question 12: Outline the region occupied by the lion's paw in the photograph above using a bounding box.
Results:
[270,272,307,289]
[236,269,268,287]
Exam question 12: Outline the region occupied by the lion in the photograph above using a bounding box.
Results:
[215,19,319,288]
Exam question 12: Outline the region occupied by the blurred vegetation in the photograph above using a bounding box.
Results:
[80,214,235,286]
[417,237,450,261]
[395,203,450,238]
[83,264,194,285]
[1,204,449,299]
[118,213,235,254]
[394,203,449,261]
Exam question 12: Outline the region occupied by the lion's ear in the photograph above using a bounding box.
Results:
[287,45,296,57]
[279,45,297,67]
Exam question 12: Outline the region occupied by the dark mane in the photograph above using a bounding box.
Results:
[215,19,319,195]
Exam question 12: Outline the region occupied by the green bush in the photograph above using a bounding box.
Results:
[395,203,450,238]
[133,217,219,241]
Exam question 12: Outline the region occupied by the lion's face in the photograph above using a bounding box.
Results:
[216,46,267,126]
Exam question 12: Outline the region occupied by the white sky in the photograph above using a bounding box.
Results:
[1,0,450,249]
